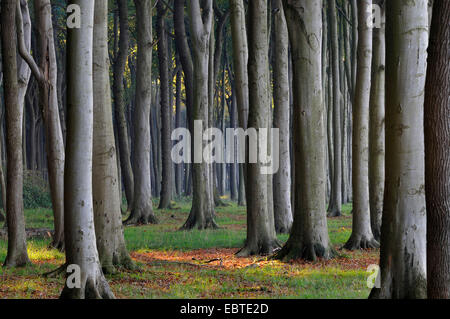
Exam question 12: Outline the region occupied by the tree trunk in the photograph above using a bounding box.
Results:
[369,0,385,242]
[126,0,158,225]
[2,0,30,267]
[237,0,279,257]
[157,1,173,209]
[424,0,450,299]
[327,0,342,217]
[93,0,134,274]
[229,87,238,201]
[113,0,134,211]
[61,0,113,299]
[271,0,292,234]
[370,0,428,299]
[230,0,249,207]
[344,0,379,250]
[181,0,218,230]
[174,67,183,196]
[33,0,66,251]
[275,0,334,261]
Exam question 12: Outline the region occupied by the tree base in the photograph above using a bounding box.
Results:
[3,253,31,268]
[275,223,291,235]
[180,215,219,230]
[236,240,281,257]
[343,234,379,250]
[49,238,65,252]
[327,209,342,217]
[272,240,336,262]
[102,253,136,275]
[124,206,158,226]
[60,271,115,299]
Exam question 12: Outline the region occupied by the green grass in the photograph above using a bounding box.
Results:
[0,199,378,299]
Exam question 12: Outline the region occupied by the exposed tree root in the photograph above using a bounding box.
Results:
[271,241,336,262]
[42,263,67,278]
[343,234,379,250]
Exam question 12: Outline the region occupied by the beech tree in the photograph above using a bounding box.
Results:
[424,0,450,299]
[93,0,134,273]
[274,0,334,261]
[344,0,379,250]
[113,0,134,212]
[2,0,30,268]
[271,0,292,235]
[230,0,248,207]
[237,0,279,256]
[327,0,342,217]
[371,0,428,299]
[126,0,158,225]
[157,0,173,209]
[61,0,113,299]
[369,0,385,242]
[181,0,218,230]
[17,0,66,250]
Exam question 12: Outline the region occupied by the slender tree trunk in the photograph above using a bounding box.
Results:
[370,0,428,299]
[33,0,66,250]
[327,0,342,217]
[113,0,134,211]
[229,88,238,201]
[174,67,183,196]
[61,0,113,299]
[424,0,450,299]
[181,0,218,230]
[369,0,385,242]
[2,0,30,267]
[157,1,173,209]
[344,0,379,250]
[93,0,134,274]
[126,0,158,225]
[230,0,248,207]
[275,0,334,261]
[237,0,279,256]
[271,0,292,234]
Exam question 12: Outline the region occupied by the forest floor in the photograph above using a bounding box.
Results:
[0,199,379,299]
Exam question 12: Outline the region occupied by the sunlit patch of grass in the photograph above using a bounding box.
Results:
[27,242,64,262]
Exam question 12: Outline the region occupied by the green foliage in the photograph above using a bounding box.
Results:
[22,171,52,209]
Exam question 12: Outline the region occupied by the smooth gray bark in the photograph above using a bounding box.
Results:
[157,1,173,209]
[371,0,428,299]
[344,0,379,250]
[126,0,158,225]
[61,0,113,298]
[237,0,280,256]
[369,0,385,242]
[327,0,342,217]
[2,0,30,268]
[181,0,218,230]
[93,0,134,274]
[275,0,334,261]
[271,0,292,234]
